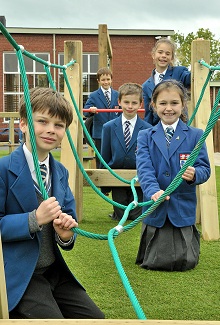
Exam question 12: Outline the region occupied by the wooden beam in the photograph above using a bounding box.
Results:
[0,319,220,324]
[84,169,139,187]
[98,24,112,70]
[191,39,219,240]
[60,40,83,222]
[0,235,8,319]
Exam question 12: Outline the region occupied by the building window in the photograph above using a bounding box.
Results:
[3,52,50,113]
[58,53,99,106]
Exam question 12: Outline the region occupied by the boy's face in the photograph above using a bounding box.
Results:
[20,109,66,161]
[119,94,142,120]
[152,89,183,125]
[98,74,112,90]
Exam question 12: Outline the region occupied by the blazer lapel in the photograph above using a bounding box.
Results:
[114,116,127,151]
[98,88,108,108]
[128,117,142,149]
[169,120,188,158]
[50,154,65,205]
[152,123,170,165]
[9,146,39,211]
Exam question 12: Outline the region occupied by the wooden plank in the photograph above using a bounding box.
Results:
[0,320,220,324]
[60,40,83,222]
[84,169,139,187]
[98,24,113,70]
[0,234,9,318]
[191,40,219,240]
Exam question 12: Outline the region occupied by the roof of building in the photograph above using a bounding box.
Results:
[5,27,174,37]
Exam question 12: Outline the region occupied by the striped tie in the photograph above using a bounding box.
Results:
[105,90,111,108]
[165,126,174,146]
[124,121,131,149]
[159,73,164,82]
[39,164,47,186]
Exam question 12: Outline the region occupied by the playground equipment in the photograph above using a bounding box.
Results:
[0,22,219,323]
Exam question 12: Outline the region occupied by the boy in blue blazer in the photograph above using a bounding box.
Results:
[84,67,119,167]
[136,80,210,271]
[142,38,191,125]
[100,83,151,221]
[0,87,104,319]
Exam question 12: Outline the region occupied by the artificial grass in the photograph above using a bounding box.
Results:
[0,148,220,320]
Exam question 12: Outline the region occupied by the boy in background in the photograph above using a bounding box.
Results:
[100,83,151,221]
[84,67,119,168]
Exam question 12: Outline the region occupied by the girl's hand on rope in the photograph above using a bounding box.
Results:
[53,212,78,241]
[89,106,98,114]
[36,197,62,226]
[182,166,196,182]
[151,190,170,202]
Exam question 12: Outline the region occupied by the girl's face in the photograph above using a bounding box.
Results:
[98,74,112,90]
[152,43,174,72]
[152,89,183,125]
[20,110,66,161]
[119,94,142,120]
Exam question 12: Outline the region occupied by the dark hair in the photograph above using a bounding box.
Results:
[19,87,73,128]
[118,82,143,102]
[151,80,188,122]
[96,67,112,80]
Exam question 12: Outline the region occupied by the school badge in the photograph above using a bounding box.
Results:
[179,153,190,168]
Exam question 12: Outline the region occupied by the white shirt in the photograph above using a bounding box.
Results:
[23,143,50,185]
[122,114,137,138]
[161,119,179,133]
[154,69,167,85]
[101,86,111,100]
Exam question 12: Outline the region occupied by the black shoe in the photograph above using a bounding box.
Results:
[108,213,120,221]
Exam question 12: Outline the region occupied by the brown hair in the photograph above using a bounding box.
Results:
[151,80,188,123]
[152,37,176,66]
[96,67,113,80]
[19,87,73,128]
[118,83,143,102]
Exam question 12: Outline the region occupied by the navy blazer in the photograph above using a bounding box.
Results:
[136,120,210,228]
[84,87,119,139]
[0,145,83,311]
[100,115,151,169]
[142,65,191,125]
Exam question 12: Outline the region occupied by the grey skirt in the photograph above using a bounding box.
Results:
[136,218,200,271]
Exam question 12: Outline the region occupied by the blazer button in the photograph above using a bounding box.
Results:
[165,171,170,177]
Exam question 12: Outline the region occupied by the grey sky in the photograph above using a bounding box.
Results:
[1,0,220,39]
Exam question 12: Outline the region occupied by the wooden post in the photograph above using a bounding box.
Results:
[191,40,219,240]
[60,41,83,222]
[0,234,8,319]
[98,24,113,69]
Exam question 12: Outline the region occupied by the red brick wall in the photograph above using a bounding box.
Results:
[0,31,156,128]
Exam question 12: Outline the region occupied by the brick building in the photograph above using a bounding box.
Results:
[0,21,219,151]
[0,24,173,122]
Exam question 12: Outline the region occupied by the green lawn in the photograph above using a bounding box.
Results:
[1,149,220,320]
[66,166,220,321]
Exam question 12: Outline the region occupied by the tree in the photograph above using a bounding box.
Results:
[171,28,220,80]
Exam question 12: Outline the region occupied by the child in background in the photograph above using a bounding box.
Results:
[0,87,104,319]
[100,83,151,221]
[136,80,210,271]
[84,67,119,168]
[142,37,191,125]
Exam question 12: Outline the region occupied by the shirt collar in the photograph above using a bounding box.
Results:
[122,114,137,128]
[23,143,50,174]
[161,119,179,132]
[101,86,111,95]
